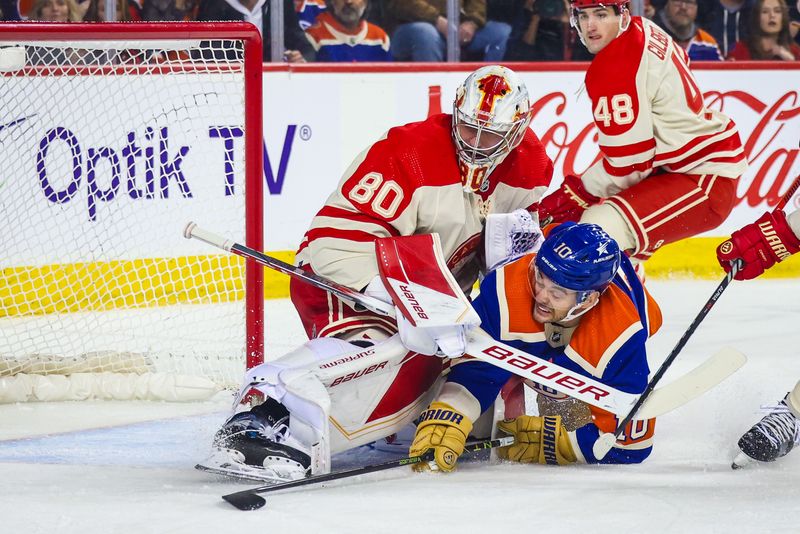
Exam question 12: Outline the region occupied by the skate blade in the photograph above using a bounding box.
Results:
[731,451,755,470]
[195,459,301,483]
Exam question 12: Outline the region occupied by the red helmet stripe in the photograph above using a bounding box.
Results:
[476,74,511,118]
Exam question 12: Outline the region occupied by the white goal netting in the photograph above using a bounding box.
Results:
[0,23,263,402]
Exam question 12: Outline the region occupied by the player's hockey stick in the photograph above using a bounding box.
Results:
[593,167,800,459]
[592,260,743,460]
[184,223,743,418]
[776,171,800,211]
[220,436,514,511]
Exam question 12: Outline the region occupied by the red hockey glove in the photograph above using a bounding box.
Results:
[538,174,601,226]
[716,210,800,281]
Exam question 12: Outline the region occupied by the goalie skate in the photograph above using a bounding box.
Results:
[199,398,311,483]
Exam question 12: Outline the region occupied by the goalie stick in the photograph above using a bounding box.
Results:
[220,436,514,511]
[184,223,743,418]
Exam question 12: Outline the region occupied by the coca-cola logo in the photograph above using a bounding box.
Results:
[528,90,800,210]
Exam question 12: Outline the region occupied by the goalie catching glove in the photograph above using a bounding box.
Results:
[497,415,577,465]
[409,401,473,472]
[484,209,543,271]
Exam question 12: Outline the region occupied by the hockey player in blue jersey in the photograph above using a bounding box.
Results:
[410,222,663,470]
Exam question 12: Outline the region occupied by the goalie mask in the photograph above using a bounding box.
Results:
[452,65,533,193]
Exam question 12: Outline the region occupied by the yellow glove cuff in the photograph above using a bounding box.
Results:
[410,401,473,472]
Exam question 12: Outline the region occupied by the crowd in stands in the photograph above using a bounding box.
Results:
[1,0,799,62]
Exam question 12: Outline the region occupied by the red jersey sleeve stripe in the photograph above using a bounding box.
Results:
[654,120,738,163]
[317,206,401,237]
[600,138,656,158]
[657,134,745,170]
[602,157,654,177]
[305,227,385,245]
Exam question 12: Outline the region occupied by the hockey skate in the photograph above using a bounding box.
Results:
[198,398,311,482]
[732,394,800,469]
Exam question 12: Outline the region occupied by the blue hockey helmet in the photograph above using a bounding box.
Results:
[534,222,621,297]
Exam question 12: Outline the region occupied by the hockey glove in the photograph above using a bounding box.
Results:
[409,401,473,472]
[497,415,577,465]
[716,210,800,281]
[538,174,601,226]
[484,209,543,271]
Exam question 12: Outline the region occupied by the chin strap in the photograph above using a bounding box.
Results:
[559,295,598,323]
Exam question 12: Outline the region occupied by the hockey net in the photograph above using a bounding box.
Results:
[0,23,264,402]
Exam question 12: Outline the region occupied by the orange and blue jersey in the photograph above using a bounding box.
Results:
[447,252,662,464]
[304,12,392,62]
[685,29,723,61]
[294,0,326,30]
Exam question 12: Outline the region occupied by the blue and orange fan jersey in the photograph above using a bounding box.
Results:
[304,11,392,62]
[295,0,326,30]
[447,251,662,464]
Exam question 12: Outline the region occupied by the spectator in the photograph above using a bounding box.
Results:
[384,0,511,62]
[141,0,195,20]
[85,0,141,20]
[1,0,21,19]
[29,0,84,20]
[295,0,326,29]
[655,0,723,59]
[503,0,592,60]
[790,0,799,45]
[305,0,392,61]
[196,0,315,62]
[728,0,800,58]
[700,0,752,56]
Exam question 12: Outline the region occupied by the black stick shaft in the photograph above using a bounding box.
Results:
[227,242,396,317]
[222,436,513,510]
[609,164,800,440]
[776,172,800,211]
[609,260,741,438]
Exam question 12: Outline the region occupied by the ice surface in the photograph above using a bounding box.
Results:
[1,280,799,533]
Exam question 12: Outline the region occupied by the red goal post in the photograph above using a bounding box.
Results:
[0,22,264,402]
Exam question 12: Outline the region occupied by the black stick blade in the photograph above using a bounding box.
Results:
[222,491,267,511]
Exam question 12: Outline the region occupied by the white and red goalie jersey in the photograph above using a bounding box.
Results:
[292,113,554,339]
[581,17,747,197]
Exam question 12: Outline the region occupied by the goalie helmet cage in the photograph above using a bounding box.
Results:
[0,22,264,402]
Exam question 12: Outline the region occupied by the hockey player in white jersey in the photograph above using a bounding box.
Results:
[202,66,555,481]
[717,207,800,467]
[539,0,747,269]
